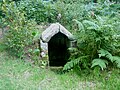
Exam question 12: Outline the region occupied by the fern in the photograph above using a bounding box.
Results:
[113,56,120,68]
[63,56,88,71]
[92,49,120,70]
[91,59,108,70]
[98,49,113,62]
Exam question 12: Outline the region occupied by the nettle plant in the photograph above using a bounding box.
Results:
[63,15,120,71]
[2,1,38,57]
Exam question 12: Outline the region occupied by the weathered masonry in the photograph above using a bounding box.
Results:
[40,23,75,66]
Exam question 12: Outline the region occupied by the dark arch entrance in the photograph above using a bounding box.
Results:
[48,32,70,66]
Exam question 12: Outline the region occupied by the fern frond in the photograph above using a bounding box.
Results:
[63,56,88,71]
[98,49,113,62]
[91,59,108,70]
[113,56,120,68]
[63,59,79,71]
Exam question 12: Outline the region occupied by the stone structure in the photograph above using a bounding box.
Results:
[40,23,75,66]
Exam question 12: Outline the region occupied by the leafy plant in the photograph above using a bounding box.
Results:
[54,0,90,28]
[98,49,113,62]
[91,58,108,70]
[2,1,38,58]
[63,55,89,71]
[113,56,120,68]
[17,0,58,24]
[91,49,120,70]
[63,12,119,71]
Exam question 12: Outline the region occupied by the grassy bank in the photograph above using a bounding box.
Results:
[0,52,120,90]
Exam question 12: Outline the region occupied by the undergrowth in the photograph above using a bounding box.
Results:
[63,1,120,71]
[0,52,120,90]
[0,0,120,72]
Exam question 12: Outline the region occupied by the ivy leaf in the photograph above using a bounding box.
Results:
[91,59,108,70]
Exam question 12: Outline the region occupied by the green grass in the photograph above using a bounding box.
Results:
[0,52,120,90]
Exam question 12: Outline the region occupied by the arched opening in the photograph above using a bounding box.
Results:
[48,32,70,66]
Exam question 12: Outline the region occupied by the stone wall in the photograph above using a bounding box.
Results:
[40,40,48,58]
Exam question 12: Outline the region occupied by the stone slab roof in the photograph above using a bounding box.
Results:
[40,23,75,43]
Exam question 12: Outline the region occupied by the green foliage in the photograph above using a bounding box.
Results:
[63,0,120,71]
[2,1,38,57]
[0,1,4,25]
[0,43,7,52]
[91,49,120,70]
[113,56,120,68]
[17,0,58,24]
[63,55,89,71]
[72,19,84,31]
[57,0,120,28]
[1,52,120,90]
[91,59,108,70]
[98,49,113,62]
[73,16,116,58]
[55,0,87,27]
[27,47,48,67]
[0,0,120,72]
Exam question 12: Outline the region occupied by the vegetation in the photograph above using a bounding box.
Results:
[17,0,58,24]
[1,1,38,58]
[0,52,120,90]
[62,0,120,71]
[0,0,120,89]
